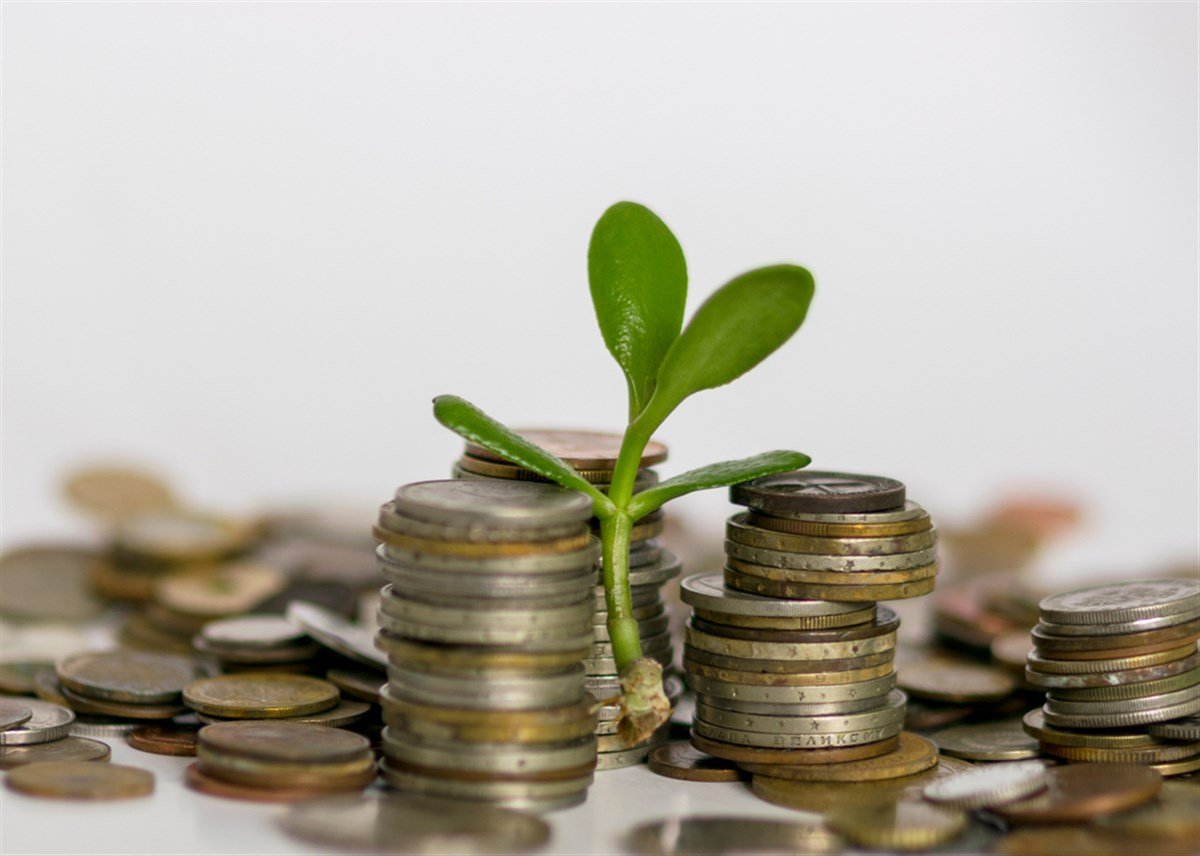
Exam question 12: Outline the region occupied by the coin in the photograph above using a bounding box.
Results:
[898,657,1016,703]
[1151,755,1200,776]
[1048,669,1200,702]
[624,817,843,856]
[382,728,596,775]
[0,699,32,732]
[382,697,594,744]
[697,692,885,717]
[58,683,186,719]
[995,763,1162,824]
[0,736,111,769]
[924,759,1050,808]
[184,762,367,802]
[931,718,1042,761]
[378,761,591,811]
[380,540,601,575]
[62,466,177,520]
[724,568,936,602]
[1022,708,1164,749]
[287,601,388,669]
[0,660,54,695]
[200,720,371,763]
[1044,685,1200,716]
[116,511,256,562]
[466,428,667,469]
[1039,580,1200,626]
[1032,623,1200,659]
[730,471,906,515]
[325,668,383,704]
[679,572,867,619]
[1149,714,1200,741]
[1026,651,1200,687]
[1040,741,1200,764]
[1036,608,1200,638]
[645,742,741,783]
[384,669,584,711]
[692,605,898,642]
[828,799,966,851]
[378,500,584,544]
[0,546,105,621]
[741,731,937,781]
[1099,780,1200,840]
[127,723,199,756]
[0,699,74,745]
[1041,695,1200,729]
[748,506,932,538]
[995,826,1181,856]
[750,755,976,813]
[57,651,199,704]
[280,793,552,854]
[375,633,585,674]
[693,716,902,750]
[686,626,895,662]
[683,671,897,704]
[6,761,153,800]
[992,630,1036,673]
[727,512,936,555]
[695,690,906,736]
[458,453,627,483]
[684,658,895,687]
[184,673,340,718]
[691,729,899,765]
[391,480,594,528]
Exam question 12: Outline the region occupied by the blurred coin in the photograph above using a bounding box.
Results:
[727,512,935,555]
[378,500,582,544]
[828,799,966,852]
[200,719,370,764]
[898,657,1016,703]
[690,606,897,642]
[624,817,842,856]
[376,633,585,674]
[0,736,111,769]
[1150,755,1200,776]
[690,606,875,632]
[0,546,105,621]
[392,480,593,528]
[725,541,937,573]
[696,692,883,717]
[325,668,383,704]
[6,761,153,800]
[646,742,741,783]
[382,728,595,775]
[1099,780,1200,840]
[59,684,185,720]
[995,763,1162,824]
[57,651,199,704]
[996,826,1182,856]
[184,673,339,718]
[127,723,199,756]
[1039,580,1200,627]
[280,792,552,854]
[456,454,628,484]
[741,731,937,781]
[184,762,368,802]
[116,511,256,562]
[287,601,387,669]
[684,659,894,686]
[1026,650,1199,687]
[63,466,176,521]
[693,716,902,750]
[1044,685,1200,716]
[270,698,371,728]
[992,630,1035,673]
[695,690,906,736]
[691,731,899,765]
[1049,668,1200,702]
[730,471,905,515]
[0,699,32,731]
[1036,608,1200,638]
[380,541,600,576]
[0,660,54,695]
[686,627,895,663]
[466,428,667,469]
[1023,708,1165,749]
[924,759,1049,808]
[69,716,139,737]
[156,563,287,618]
[1148,713,1200,741]
[378,761,590,811]
[931,718,1041,761]
[750,755,975,813]
[683,671,896,704]
[748,506,932,538]
[0,699,74,745]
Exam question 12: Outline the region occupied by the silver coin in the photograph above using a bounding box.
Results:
[929,718,1042,761]
[0,699,32,732]
[199,615,307,649]
[593,586,661,610]
[280,793,552,854]
[286,601,388,669]
[593,602,665,625]
[724,541,938,572]
[695,692,886,717]
[383,564,594,603]
[686,626,896,662]
[1044,685,1200,716]
[379,542,600,575]
[695,691,906,736]
[606,551,682,588]
[452,464,659,495]
[743,500,927,525]
[593,615,670,643]
[69,717,138,737]
[1046,668,1200,702]
[625,817,843,856]
[923,759,1049,808]
[392,480,594,528]
[0,699,75,745]
[378,499,584,543]
[1042,695,1200,728]
[692,718,902,749]
[684,671,897,704]
[586,648,673,676]
[596,730,669,770]
[1148,713,1200,741]
[379,587,593,629]
[384,669,584,711]
[1039,579,1200,626]
[680,573,866,618]
[1035,607,1200,638]
[624,543,665,570]
[378,615,592,651]
[382,728,596,774]
[379,761,590,811]
[1027,647,1199,676]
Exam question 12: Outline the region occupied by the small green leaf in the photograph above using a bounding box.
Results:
[636,265,813,432]
[432,395,616,516]
[626,450,811,520]
[588,202,687,420]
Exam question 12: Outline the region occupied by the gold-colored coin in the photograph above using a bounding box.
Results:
[199,719,371,764]
[0,737,111,769]
[62,466,177,521]
[725,569,936,602]
[692,731,899,766]
[750,755,975,813]
[1048,668,1200,702]
[197,746,375,788]
[996,825,1187,856]
[184,762,368,802]
[371,526,591,557]
[1026,645,1197,676]
[466,429,668,469]
[57,651,200,704]
[726,557,939,586]
[184,673,340,718]
[1149,755,1200,777]
[381,697,596,744]
[898,657,1016,703]
[827,799,967,851]
[6,761,153,800]
[58,684,185,720]
[1022,708,1166,750]
[741,732,938,781]
[728,512,937,555]
[685,625,895,661]
[691,606,876,631]
[1100,780,1200,840]
[684,658,894,686]
[154,563,287,618]
[1041,742,1200,764]
[747,510,933,538]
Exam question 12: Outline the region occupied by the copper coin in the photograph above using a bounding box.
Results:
[690,731,899,765]
[466,429,667,469]
[730,471,906,515]
[199,720,371,764]
[647,742,741,783]
[6,761,152,800]
[58,684,185,720]
[126,723,199,756]
[690,606,899,643]
[898,657,1016,703]
[0,737,111,769]
[740,731,937,781]
[184,762,367,802]
[57,651,199,704]
[995,763,1162,824]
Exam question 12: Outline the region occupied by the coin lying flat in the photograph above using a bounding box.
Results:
[741,731,937,782]
[1040,740,1200,765]
[995,826,1178,856]
[683,671,897,705]
[679,572,866,620]
[156,564,287,617]
[690,731,899,765]
[898,657,1016,703]
[0,547,105,621]
[931,718,1042,761]
[1025,651,1200,688]
[1098,780,1200,840]
[0,736,111,769]
[924,759,1049,809]
[828,799,966,851]
[57,651,200,704]
[280,793,552,854]
[747,505,932,538]
[199,720,371,764]
[624,817,843,856]
[467,428,667,469]
[1039,580,1200,626]
[731,471,906,515]
[184,674,340,718]
[0,699,32,732]
[1148,713,1200,741]
[116,511,256,562]
[994,763,1162,824]
[184,763,366,803]
[0,699,74,745]
[0,660,55,695]
[6,761,153,800]
[646,742,741,783]
[392,480,594,528]
[127,723,199,756]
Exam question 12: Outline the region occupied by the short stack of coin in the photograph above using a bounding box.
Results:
[1023,579,1200,777]
[452,429,681,769]
[192,615,321,673]
[54,651,202,723]
[0,696,113,770]
[374,480,599,809]
[184,671,373,730]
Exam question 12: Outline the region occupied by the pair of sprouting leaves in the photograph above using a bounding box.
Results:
[435,201,815,521]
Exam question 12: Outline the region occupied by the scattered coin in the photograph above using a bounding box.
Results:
[923,759,1049,809]
[0,699,32,732]
[6,761,153,800]
[0,699,74,745]
[127,723,200,756]
[116,510,256,562]
[690,731,900,765]
[62,465,177,521]
[646,742,741,783]
[1099,780,1200,840]
[827,798,967,851]
[994,763,1162,824]
[57,651,199,704]
[0,660,54,695]
[156,563,287,617]
[740,731,937,781]
[287,601,388,670]
[995,826,1181,856]
[898,657,1016,703]
[184,673,340,718]
[624,816,843,856]
[931,718,1042,761]
[0,546,105,621]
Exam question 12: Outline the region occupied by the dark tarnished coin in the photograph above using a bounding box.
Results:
[1148,714,1200,741]
[6,761,153,800]
[325,668,384,704]
[0,699,32,731]
[1039,580,1200,626]
[1025,651,1200,688]
[924,759,1049,808]
[127,723,199,756]
[467,428,667,469]
[646,742,741,783]
[690,731,899,765]
[0,699,74,745]
[994,763,1162,824]
[931,718,1042,761]
[690,605,898,642]
[741,732,937,781]
[199,720,371,764]
[730,470,905,515]
[57,651,199,704]
[748,506,932,538]
[898,657,1016,703]
[58,684,186,720]
[828,799,967,851]
[0,546,105,621]
[392,480,593,528]
[0,736,111,769]
[0,660,54,695]
[280,793,552,854]
[184,673,340,718]
[624,816,843,856]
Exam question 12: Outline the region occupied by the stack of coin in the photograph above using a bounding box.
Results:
[451,429,681,769]
[187,721,375,801]
[374,480,599,809]
[1023,579,1200,777]
[0,696,111,771]
[183,672,371,729]
[53,651,201,723]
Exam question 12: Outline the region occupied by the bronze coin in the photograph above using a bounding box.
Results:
[684,647,894,675]
[690,606,899,643]
[725,568,936,602]
[747,509,933,538]
[730,471,906,515]
[466,429,667,469]
[126,723,199,756]
[741,732,938,781]
[184,673,340,718]
[57,651,199,704]
[690,731,899,765]
[1035,635,1200,661]
[996,826,1189,856]
[383,756,597,785]
[646,742,741,783]
[1033,618,1200,649]
[898,657,1016,703]
[6,761,153,800]
[58,684,185,720]
[995,763,1163,824]
[184,762,369,802]
[0,737,111,769]
[726,557,938,586]
[199,720,371,764]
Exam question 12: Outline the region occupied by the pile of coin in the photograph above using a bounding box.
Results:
[373,480,599,809]
[451,429,681,769]
[52,651,201,722]
[193,615,321,673]
[182,671,371,729]
[1023,579,1200,776]
[0,695,114,770]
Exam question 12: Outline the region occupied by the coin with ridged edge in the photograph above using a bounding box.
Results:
[730,471,906,515]
[994,763,1162,824]
[57,651,200,705]
[680,572,866,619]
[923,759,1049,808]
[694,690,906,736]
[391,480,594,528]
[930,718,1041,761]
[1025,650,1199,687]
[0,699,74,745]
[683,671,897,704]
[741,731,937,781]
[725,569,936,602]
[1039,580,1200,627]
[6,761,153,800]
[747,506,931,538]
[1148,713,1200,741]
[184,673,340,719]
[0,736,111,769]
[646,742,741,783]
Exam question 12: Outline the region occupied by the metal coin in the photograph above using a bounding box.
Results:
[0,546,105,621]
[645,742,741,783]
[280,792,552,854]
[62,466,176,520]
[383,563,595,604]
[685,626,895,662]
[379,587,592,629]
[1039,579,1200,627]
[380,541,600,575]
[197,745,376,787]
[690,604,894,640]
[378,760,590,811]
[692,717,902,749]
[730,471,906,515]
[748,507,932,538]
[994,826,1176,856]
[375,632,586,674]
[325,668,383,704]
[726,559,938,588]
[994,763,1162,824]
[384,667,584,711]
[378,616,592,651]
[127,723,199,756]
[287,601,388,669]
[684,671,896,704]
[686,647,893,678]
[1048,668,1200,702]
[184,673,340,718]
[199,720,371,764]
[742,731,937,781]
[923,759,1050,808]
[57,651,200,704]
[828,799,966,851]
[1150,755,1200,776]
[58,684,185,720]
[69,716,139,737]
[116,511,256,562]
[391,480,593,528]
[466,428,667,469]
[0,699,32,732]
[6,761,153,800]
[154,562,287,617]
[1041,695,1200,729]
[1044,685,1200,716]
[452,463,658,495]
[1098,780,1200,839]
[373,525,592,559]
[381,729,596,776]
[691,731,899,765]
[1026,650,1200,687]
[199,614,307,649]
[725,541,938,572]
[727,512,936,555]
[1033,618,1200,654]
[624,817,842,856]
[690,607,876,632]
[992,630,1036,674]
[0,699,74,745]
[274,698,372,728]
[685,658,894,686]
[931,718,1041,761]
[0,660,55,695]
[1148,713,1200,741]
[378,499,583,544]
[456,454,626,484]
[1040,741,1200,764]
[696,692,885,717]
[0,736,110,769]
[595,741,665,770]
[724,568,936,602]
[1022,708,1167,750]
[381,696,594,741]
[898,657,1016,703]
[695,691,905,736]
[184,762,370,802]
[1036,607,1200,637]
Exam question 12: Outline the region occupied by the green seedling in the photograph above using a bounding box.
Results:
[433,201,814,740]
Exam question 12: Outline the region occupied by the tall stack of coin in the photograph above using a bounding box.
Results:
[1023,579,1200,777]
[452,430,681,769]
[373,480,599,809]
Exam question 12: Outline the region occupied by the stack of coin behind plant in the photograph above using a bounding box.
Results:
[452,429,681,769]
[1023,579,1200,777]
[374,480,599,809]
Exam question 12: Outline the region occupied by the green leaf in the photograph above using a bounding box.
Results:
[432,395,616,516]
[626,450,811,520]
[588,202,688,420]
[635,265,813,432]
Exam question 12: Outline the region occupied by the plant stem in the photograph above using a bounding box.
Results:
[600,513,642,669]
